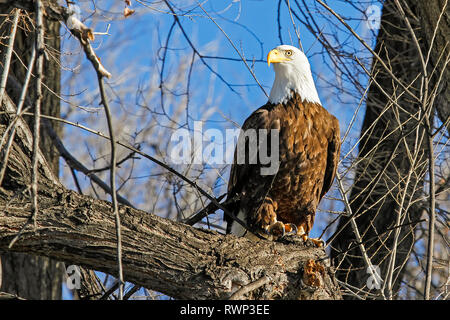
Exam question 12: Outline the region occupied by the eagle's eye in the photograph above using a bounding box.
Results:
[285,50,293,57]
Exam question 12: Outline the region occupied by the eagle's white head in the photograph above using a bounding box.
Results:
[267,45,321,105]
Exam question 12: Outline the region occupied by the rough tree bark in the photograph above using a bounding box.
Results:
[330,0,448,298]
[0,1,63,299]
[0,92,341,299]
[417,0,449,133]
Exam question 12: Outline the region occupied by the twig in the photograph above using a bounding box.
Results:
[99,281,119,300]
[86,152,138,174]
[424,127,436,300]
[196,2,268,98]
[98,76,123,300]
[70,167,83,194]
[228,275,271,300]
[424,0,448,68]
[42,119,134,207]
[285,0,303,51]
[123,285,140,300]
[315,0,420,103]
[0,9,20,103]
[333,172,384,298]
[31,0,44,229]
[65,11,111,78]
[383,143,419,299]
[163,1,239,95]
[182,193,227,225]
[0,42,36,186]
[7,5,41,249]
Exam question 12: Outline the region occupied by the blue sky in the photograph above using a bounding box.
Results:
[64,0,377,124]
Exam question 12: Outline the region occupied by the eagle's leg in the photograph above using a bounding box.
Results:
[254,199,287,237]
[301,234,325,247]
[254,198,282,237]
[255,198,298,238]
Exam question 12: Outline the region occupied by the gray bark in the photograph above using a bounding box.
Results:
[0,1,63,300]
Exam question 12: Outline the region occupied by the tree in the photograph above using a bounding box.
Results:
[328,0,449,299]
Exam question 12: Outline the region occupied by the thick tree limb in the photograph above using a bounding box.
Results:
[0,186,338,300]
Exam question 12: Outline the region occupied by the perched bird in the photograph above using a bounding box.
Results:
[225,45,340,246]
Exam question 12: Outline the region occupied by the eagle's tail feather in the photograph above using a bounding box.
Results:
[229,209,247,237]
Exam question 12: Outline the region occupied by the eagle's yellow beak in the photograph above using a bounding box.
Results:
[267,49,291,67]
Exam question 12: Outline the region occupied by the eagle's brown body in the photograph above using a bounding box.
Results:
[226,92,340,238]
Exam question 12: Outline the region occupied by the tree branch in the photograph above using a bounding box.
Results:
[0,182,340,300]
[0,92,341,300]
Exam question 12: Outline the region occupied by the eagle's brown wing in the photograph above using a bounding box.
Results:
[226,105,279,234]
[320,116,341,201]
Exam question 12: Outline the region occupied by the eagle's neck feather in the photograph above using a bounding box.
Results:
[268,63,321,105]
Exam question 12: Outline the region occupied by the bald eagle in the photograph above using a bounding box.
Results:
[225,45,340,245]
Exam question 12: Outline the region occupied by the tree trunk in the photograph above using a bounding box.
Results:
[330,0,448,299]
[0,2,63,299]
[417,0,449,133]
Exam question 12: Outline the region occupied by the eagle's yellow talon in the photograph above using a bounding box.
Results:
[310,238,325,247]
[284,223,298,235]
[302,235,324,247]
